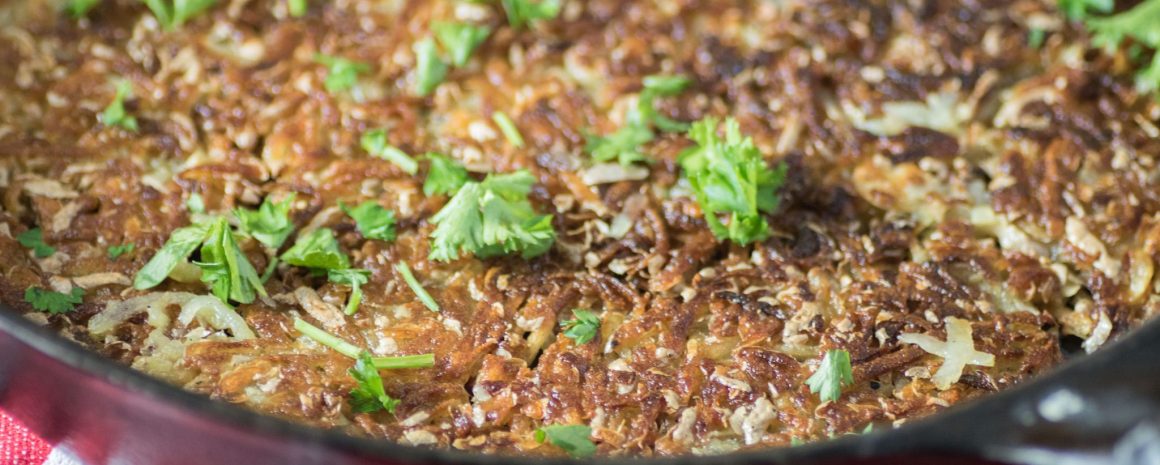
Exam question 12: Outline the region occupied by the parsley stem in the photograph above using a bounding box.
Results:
[261,257,279,283]
[395,262,440,312]
[293,318,361,358]
[492,111,525,148]
[372,353,435,369]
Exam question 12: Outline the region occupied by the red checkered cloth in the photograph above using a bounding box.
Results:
[0,411,50,465]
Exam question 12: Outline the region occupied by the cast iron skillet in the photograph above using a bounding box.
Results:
[0,304,1157,465]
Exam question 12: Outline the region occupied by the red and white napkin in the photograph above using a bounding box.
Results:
[0,411,79,465]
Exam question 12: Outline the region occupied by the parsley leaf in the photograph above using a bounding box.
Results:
[434,22,491,67]
[288,0,306,17]
[17,228,55,258]
[534,424,596,458]
[235,195,296,249]
[280,228,349,271]
[637,74,691,132]
[101,80,138,132]
[586,124,653,166]
[107,243,135,259]
[341,201,396,242]
[329,268,371,315]
[314,54,370,94]
[1058,0,1112,21]
[678,116,787,245]
[414,37,448,97]
[492,111,525,148]
[560,309,600,344]
[428,170,556,261]
[142,0,216,30]
[395,262,439,312]
[585,75,691,166]
[67,0,100,18]
[423,153,469,196]
[349,351,400,414]
[361,129,419,174]
[24,286,84,314]
[501,0,561,29]
[196,217,267,304]
[1084,0,1160,95]
[134,222,212,290]
[806,349,854,404]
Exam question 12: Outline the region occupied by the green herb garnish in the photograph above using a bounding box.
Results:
[413,37,448,97]
[67,0,100,18]
[349,351,400,413]
[806,349,854,404]
[361,129,418,174]
[428,170,555,261]
[501,0,561,29]
[328,268,371,315]
[678,116,787,245]
[492,111,525,148]
[560,309,600,344]
[142,0,216,30]
[341,201,396,242]
[107,243,135,259]
[24,287,84,314]
[314,54,370,94]
[280,228,349,271]
[423,153,469,196]
[101,80,138,132]
[395,262,439,312]
[235,195,295,249]
[534,424,596,458]
[17,228,55,258]
[433,22,491,67]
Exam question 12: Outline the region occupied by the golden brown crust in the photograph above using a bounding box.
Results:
[1,0,1158,457]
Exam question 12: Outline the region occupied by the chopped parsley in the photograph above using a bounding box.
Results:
[361,129,418,174]
[17,228,55,258]
[395,262,439,312]
[107,243,135,259]
[492,111,525,148]
[196,218,267,305]
[413,37,448,97]
[101,80,138,132]
[501,0,562,29]
[1058,0,1112,21]
[433,22,492,67]
[586,74,691,165]
[288,0,306,17]
[24,286,84,314]
[1084,0,1160,95]
[134,222,212,290]
[329,268,371,315]
[678,116,787,245]
[534,424,596,458]
[67,0,100,18]
[341,201,396,242]
[423,153,470,196]
[349,351,400,414]
[560,309,600,344]
[134,217,266,304]
[142,0,216,30]
[235,195,295,249]
[280,228,349,271]
[314,54,370,94]
[806,349,854,404]
[428,170,555,261]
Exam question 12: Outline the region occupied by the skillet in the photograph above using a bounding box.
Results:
[0,304,1157,465]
